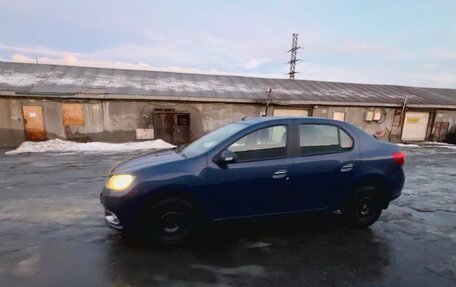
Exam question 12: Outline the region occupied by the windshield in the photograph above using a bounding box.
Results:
[179,123,247,157]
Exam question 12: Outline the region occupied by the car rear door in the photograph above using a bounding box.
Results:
[206,124,295,219]
[289,123,356,211]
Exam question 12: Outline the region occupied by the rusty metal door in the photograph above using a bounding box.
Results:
[22,106,46,141]
[433,122,450,142]
[174,113,191,144]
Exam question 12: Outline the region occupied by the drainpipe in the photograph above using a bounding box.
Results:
[426,111,436,141]
[263,88,272,117]
[399,93,410,142]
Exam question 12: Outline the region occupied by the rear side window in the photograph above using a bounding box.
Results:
[299,124,353,155]
[340,128,354,148]
[228,125,287,162]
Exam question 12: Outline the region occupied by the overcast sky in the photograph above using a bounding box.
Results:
[0,0,455,88]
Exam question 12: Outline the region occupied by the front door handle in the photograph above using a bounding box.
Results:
[272,169,288,179]
[341,162,354,172]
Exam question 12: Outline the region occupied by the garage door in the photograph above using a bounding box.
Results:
[402,112,429,141]
[273,108,308,117]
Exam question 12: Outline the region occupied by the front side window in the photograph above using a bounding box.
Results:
[180,123,247,157]
[299,124,353,155]
[228,125,287,162]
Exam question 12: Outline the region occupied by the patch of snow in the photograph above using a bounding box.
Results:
[421,141,455,146]
[5,139,175,155]
[422,142,456,150]
[397,142,456,149]
[243,241,273,249]
[191,264,267,277]
[397,143,420,147]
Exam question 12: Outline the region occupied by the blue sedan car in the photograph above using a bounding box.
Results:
[101,117,405,245]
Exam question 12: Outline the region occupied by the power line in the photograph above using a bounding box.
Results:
[287,33,300,79]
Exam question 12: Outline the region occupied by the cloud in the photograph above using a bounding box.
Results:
[0,41,282,74]
[297,61,456,88]
[0,44,73,57]
[3,42,456,88]
[9,53,455,89]
[327,41,411,58]
[0,40,288,77]
[9,53,233,75]
[426,48,456,61]
[243,58,271,69]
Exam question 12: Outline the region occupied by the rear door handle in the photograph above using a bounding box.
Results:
[341,163,354,172]
[272,169,288,179]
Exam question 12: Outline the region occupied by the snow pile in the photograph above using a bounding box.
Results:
[397,142,456,149]
[242,241,273,249]
[397,143,420,147]
[5,139,175,155]
[421,141,456,146]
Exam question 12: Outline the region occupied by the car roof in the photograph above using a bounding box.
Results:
[237,116,343,125]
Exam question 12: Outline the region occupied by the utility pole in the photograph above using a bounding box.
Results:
[288,33,300,79]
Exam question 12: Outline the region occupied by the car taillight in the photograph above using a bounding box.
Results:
[392,152,405,167]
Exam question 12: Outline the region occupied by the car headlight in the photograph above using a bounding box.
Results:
[106,174,135,191]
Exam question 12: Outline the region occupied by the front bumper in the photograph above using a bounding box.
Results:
[100,188,143,232]
[104,209,123,230]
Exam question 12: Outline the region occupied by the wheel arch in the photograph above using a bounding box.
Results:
[139,185,208,221]
[343,173,391,210]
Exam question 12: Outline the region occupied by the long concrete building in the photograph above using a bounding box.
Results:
[1,61,456,148]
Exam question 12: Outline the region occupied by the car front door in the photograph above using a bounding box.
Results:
[289,123,356,211]
[206,124,294,219]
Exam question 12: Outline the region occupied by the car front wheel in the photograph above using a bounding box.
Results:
[145,198,197,246]
[342,186,383,228]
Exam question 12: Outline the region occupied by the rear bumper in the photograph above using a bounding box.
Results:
[384,168,405,206]
[389,192,401,202]
[390,170,404,197]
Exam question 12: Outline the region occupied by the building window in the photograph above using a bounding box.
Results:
[333,112,346,121]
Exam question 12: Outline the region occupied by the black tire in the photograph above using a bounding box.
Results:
[342,186,383,228]
[144,198,197,246]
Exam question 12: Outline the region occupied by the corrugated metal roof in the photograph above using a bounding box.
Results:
[0,61,455,108]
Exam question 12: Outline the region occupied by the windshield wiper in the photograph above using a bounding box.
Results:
[174,143,188,153]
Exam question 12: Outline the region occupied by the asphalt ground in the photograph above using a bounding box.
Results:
[0,145,455,287]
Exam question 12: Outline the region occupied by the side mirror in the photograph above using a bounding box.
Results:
[218,150,236,164]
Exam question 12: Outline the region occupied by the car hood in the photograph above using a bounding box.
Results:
[111,149,184,174]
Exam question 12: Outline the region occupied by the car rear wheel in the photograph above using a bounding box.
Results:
[145,198,197,246]
[342,186,383,228]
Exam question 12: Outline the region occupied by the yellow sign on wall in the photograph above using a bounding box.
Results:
[406,117,420,124]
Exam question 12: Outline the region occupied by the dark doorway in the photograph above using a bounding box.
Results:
[153,111,191,145]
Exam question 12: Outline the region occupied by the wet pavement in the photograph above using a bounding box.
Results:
[0,146,455,287]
